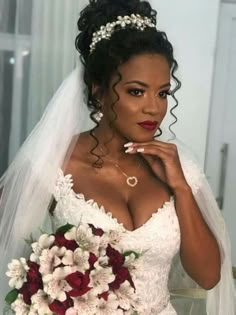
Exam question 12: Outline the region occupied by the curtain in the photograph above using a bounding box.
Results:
[26,0,83,134]
[0,0,17,176]
[0,0,87,176]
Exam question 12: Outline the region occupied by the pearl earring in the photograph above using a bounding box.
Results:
[94,111,103,122]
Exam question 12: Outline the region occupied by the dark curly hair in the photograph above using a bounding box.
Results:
[75,0,181,167]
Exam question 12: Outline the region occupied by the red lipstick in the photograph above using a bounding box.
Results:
[138,121,158,131]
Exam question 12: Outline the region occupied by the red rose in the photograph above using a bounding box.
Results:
[88,252,98,270]
[109,267,134,290]
[53,232,78,251]
[27,261,41,280]
[19,282,31,305]
[89,224,104,236]
[49,294,73,315]
[19,280,43,304]
[66,271,91,297]
[106,244,124,273]
[98,291,109,301]
[19,261,43,304]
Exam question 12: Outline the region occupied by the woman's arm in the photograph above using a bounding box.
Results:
[174,183,221,289]
[126,140,221,289]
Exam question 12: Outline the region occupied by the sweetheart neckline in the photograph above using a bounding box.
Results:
[59,170,175,233]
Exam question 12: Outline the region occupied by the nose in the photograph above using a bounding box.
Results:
[142,94,160,115]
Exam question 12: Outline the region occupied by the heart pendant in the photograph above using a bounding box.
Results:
[126,176,138,187]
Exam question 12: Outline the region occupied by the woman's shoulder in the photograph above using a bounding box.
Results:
[64,131,94,174]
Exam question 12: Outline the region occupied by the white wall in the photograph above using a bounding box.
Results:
[148,0,220,166]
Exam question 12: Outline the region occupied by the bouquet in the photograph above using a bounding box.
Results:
[5,223,143,315]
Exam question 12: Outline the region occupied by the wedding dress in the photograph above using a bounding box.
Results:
[0,68,235,314]
[50,153,206,315]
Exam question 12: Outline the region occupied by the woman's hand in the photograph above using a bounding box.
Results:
[125,140,189,191]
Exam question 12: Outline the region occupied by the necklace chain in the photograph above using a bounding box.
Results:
[98,146,141,187]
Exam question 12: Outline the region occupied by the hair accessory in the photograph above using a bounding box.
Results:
[89,14,156,53]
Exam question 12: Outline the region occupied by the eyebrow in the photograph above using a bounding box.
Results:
[124,80,171,89]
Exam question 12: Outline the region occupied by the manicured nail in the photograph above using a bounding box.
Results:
[124,142,133,148]
[125,147,134,153]
[137,148,145,153]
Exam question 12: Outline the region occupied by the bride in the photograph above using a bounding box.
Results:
[0,0,235,314]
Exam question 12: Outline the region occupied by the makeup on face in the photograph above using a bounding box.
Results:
[137,120,159,131]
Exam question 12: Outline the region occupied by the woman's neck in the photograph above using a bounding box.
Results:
[92,126,129,162]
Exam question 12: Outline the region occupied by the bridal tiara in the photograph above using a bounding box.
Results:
[89,14,156,53]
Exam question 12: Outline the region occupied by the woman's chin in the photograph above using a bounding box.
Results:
[129,133,156,143]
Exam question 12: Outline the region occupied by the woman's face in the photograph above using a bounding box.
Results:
[100,53,171,142]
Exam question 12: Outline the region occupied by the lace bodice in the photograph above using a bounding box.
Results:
[52,170,181,314]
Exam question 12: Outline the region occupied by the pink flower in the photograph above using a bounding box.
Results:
[66,271,91,297]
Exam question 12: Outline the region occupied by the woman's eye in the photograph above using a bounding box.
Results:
[128,89,144,97]
[159,90,171,99]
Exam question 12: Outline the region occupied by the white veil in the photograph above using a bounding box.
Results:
[0,61,235,314]
[167,139,236,314]
[0,65,88,310]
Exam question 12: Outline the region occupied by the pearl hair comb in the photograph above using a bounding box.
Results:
[89,14,156,53]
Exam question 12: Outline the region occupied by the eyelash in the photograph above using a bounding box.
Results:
[128,88,171,98]
[159,90,171,99]
[128,88,145,97]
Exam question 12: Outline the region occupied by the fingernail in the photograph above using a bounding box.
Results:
[137,148,145,153]
[125,147,134,153]
[124,142,133,148]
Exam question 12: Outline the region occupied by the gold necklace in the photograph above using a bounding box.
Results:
[99,146,141,187]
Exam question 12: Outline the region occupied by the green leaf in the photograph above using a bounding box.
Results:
[56,223,74,234]
[123,250,141,259]
[5,289,19,305]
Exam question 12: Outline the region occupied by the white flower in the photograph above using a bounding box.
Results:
[62,248,90,273]
[11,294,30,315]
[73,292,98,314]
[30,234,55,263]
[89,265,115,294]
[107,229,123,248]
[31,290,53,315]
[100,229,123,254]
[43,274,71,302]
[52,265,77,280]
[96,293,121,315]
[61,249,74,265]
[6,258,29,289]
[95,256,109,268]
[123,253,143,280]
[65,225,100,255]
[39,246,66,275]
[114,280,136,310]
[124,308,139,315]
[65,308,78,315]
[28,309,39,315]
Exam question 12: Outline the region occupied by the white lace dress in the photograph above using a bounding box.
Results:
[52,169,181,315]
